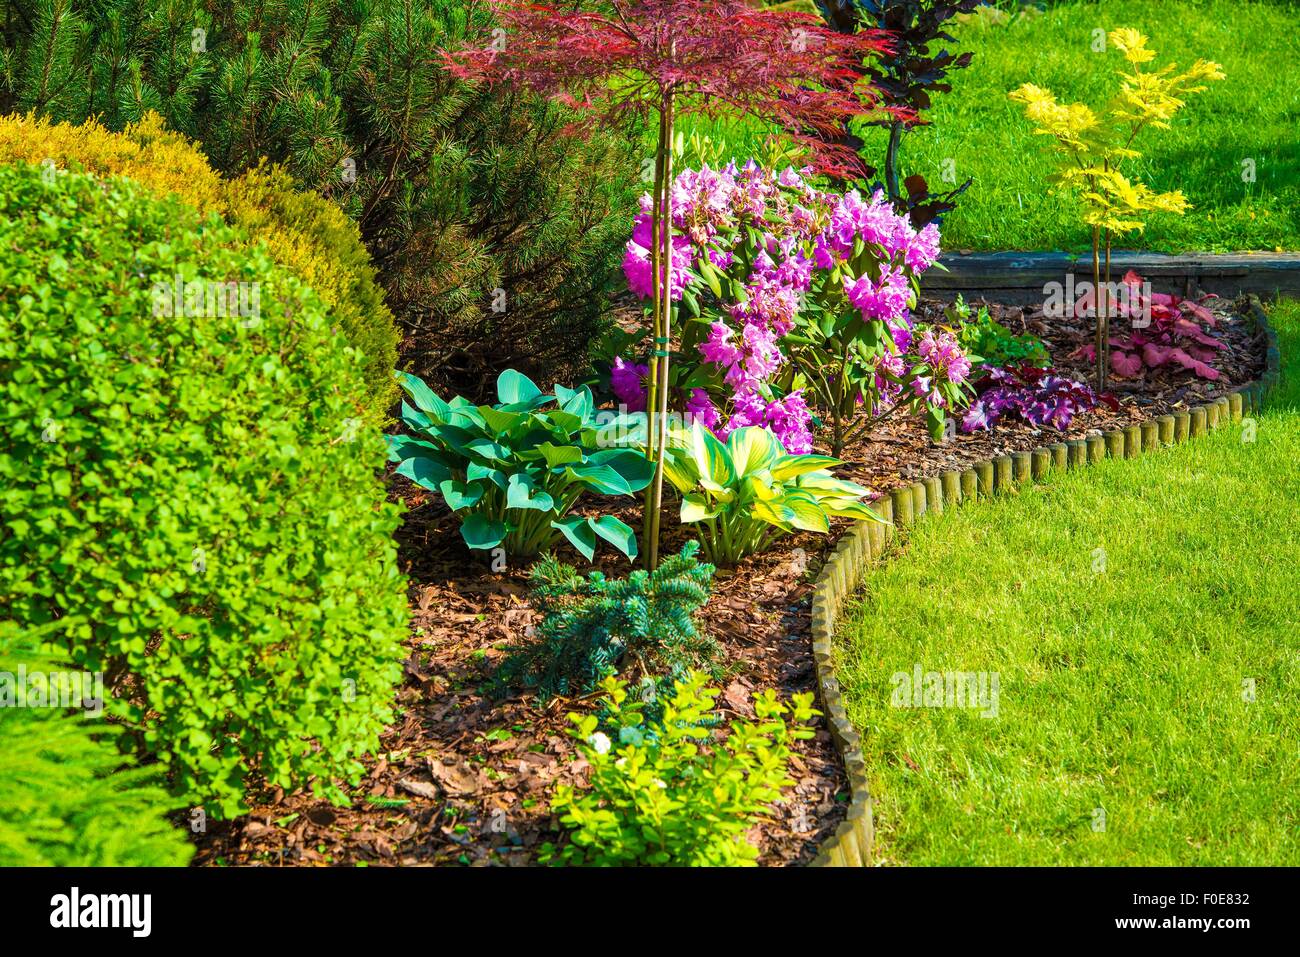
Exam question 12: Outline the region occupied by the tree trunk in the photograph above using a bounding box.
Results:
[884,121,903,205]
[641,106,667,562]
[646,84,675,570]
[1092,226,1104,392]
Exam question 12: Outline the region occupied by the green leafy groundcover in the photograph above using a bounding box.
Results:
[836,299,1300,865]
[0,163,409,818]
[0,636,192,866]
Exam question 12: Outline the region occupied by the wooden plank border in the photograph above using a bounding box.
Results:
[807,296,1279,867]
[924,251,1300,304]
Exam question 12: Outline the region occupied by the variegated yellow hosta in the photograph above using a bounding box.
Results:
[661,424,881,565]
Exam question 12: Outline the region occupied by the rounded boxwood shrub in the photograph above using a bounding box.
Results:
[0,112,400,420]
[0,162,409,817]
[0,632,193,866]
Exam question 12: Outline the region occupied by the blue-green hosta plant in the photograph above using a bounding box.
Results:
[663,424,881,565]
[388,370,653,561]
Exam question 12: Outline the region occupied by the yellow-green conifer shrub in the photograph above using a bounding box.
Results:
[0,112,399,419]
[0,631,193,866]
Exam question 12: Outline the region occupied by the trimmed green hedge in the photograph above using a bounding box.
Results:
[0,163,409,817]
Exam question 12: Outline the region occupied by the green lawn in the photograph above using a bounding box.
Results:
[834,297,1300,865]
[673,0,1300,253]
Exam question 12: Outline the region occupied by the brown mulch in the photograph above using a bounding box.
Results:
[190,294,1265,867]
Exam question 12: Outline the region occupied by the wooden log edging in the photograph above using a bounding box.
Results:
[807,296,1280,867]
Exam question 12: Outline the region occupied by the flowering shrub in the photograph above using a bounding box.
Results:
[618,161,973,454]
[387,370,652,561]
[1072,272,1224,381]
[662,425,877,565]
[539,672,818,867]
[961,365,1116,433]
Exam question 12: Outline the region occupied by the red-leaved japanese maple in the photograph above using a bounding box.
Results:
[448,0,894,567]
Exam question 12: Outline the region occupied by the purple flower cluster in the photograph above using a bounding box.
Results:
[623,200,695,301]
[609,356,649,413]
[961,365,1101,433]
[619,161,963,454]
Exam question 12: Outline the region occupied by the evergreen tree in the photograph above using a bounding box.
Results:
[0,0,639,396]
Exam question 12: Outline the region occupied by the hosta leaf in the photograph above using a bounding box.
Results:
[567,463,633,495]
[384,434,439,463]
[439,479,484,512]
[726,426,780,477]
[466,437,511,462]
[537,442,585,469]
[691,424,735,488]
[394,371,450,420]
[588,448,655,491]
[497,369,545,406]
[506,473,555,512]
[460,514,507,550]
[555,384,595,421]
[467,463,508,490]
[680,493,721,523]
[395,454,451,491]
[590,515,638,559]
[478,406,524,435]
[823,499,879,522]
[551,516,597,561]
[782,490,830,533]
[400,400,432,432]
[750,498,794,532]
[769,454,841,481]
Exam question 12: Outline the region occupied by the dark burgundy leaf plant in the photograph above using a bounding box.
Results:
[816,0,982,225]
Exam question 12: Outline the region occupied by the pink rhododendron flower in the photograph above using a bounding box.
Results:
[905,222,942,272]
[844,267,911,324]
[623,213,694,300]
[685,387,721,431]
[610,356,649,412]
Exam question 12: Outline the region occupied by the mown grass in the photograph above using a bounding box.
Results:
[835,296,1300,865]
[671,0,1300,253]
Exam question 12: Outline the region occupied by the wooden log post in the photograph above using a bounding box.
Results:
[1050,443,1068,470]
[1124,424,1141,458]
[1174,411,1191,442]
[890,486,912,526]
[911,481,927,519]
[1157,414,1175,445]
[1032,448,1051,479]
[942,470,961,508]
[1190,406,1207,437]
[1105,430,1126,458]
[1140,420,1158,451]
[994,455,1013,493]
[1012,451,1032,484]
[961,469,978,502]
[1213,396,1230,428]
[1087,435,1105,463]
[1229,391,1243,423]
[975,461,994,498]
[924,476,943,516]
[1068,439,1087,468]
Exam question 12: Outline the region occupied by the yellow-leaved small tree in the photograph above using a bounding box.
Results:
[1010,28,1224,390]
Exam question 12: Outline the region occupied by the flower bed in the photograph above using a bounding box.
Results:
[191,292,1268,867]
